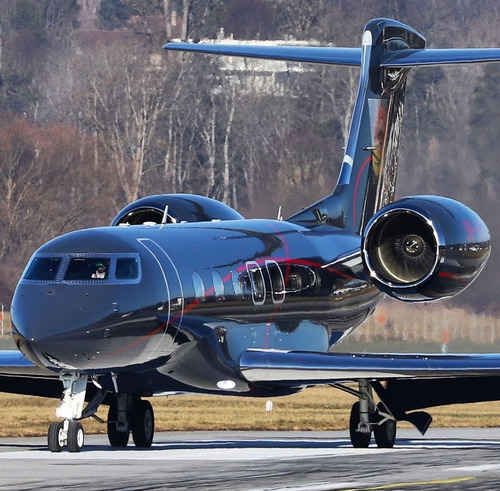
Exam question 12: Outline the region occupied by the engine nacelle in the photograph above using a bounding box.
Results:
[361,196,491,302]
[111,194,243,226]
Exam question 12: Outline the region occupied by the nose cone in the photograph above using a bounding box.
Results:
[11,282,107,370]
[12,226,178,371]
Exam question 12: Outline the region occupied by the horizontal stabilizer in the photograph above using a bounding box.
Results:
[382,48,500,67]
[164,43,500,69]
[240,349,500,385]
[163,42,362,66]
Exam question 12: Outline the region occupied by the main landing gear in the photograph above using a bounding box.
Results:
[341,380,397,449]
[47,373,155,453]
[106,393,155,448]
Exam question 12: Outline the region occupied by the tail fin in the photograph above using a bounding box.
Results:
[164,18,500,234]
[288,19,425,233]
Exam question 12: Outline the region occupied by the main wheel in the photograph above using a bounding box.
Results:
[131,399,154,448]
[107,400,130,447]
[67,421,84,453]
[374,404,397,448]
[48,421,64,453]
[349,402,371,448]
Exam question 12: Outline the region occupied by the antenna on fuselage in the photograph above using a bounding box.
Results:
[277,206,283,221]
[161,205,169,225]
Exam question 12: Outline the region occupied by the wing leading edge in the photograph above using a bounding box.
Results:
[240,349,500,385]
[0,350,47,375]
[0,350,62,398]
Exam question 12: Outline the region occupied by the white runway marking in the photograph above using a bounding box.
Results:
[449,463,500,473]
[0,444,401,461]
[1,436,498,461]
[248,483,361,491]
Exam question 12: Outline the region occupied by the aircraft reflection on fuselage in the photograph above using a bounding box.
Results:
[11,221,378,374]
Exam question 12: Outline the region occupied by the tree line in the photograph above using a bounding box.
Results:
[0,0,498,310]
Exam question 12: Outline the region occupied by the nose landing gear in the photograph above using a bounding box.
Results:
[48,373,89,453]
[47,372,155,452]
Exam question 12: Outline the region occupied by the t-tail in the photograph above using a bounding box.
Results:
[164,18,500,236]
[288,19,425,233]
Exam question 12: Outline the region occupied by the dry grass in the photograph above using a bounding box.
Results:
[1,386,499,438]
[1,305,499,438]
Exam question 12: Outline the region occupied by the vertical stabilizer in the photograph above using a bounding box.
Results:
[288,19,426,234]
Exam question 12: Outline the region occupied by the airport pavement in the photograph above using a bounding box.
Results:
[0,428,499,490]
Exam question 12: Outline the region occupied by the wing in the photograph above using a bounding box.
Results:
[0,350,61,398]
[240,349,500,384]
[240,348,500,431]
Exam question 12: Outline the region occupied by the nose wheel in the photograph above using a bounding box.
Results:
[48,420,85,453]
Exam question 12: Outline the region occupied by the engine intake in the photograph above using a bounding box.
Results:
[362,196,490,302]
[111,194,243,226]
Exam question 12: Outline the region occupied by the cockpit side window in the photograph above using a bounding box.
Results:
[23,254,141,284]
[115,257,139,280]
[65,258,110,281]
[24,257,62,281]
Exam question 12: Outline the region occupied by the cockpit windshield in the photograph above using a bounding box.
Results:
[24,257,62,281]
[65,258,111,281]
[22,254,140,283]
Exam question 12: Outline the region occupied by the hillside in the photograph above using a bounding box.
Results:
[0,0,499,314]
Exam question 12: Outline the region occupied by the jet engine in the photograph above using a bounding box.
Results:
[111,194,243,226]
[361,196,490,302]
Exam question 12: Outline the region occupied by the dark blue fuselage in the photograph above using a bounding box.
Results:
[11,219,381,391]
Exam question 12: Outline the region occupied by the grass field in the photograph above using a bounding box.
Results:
[0,386,499,438]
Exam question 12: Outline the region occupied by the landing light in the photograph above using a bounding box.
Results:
[217,379,236,390]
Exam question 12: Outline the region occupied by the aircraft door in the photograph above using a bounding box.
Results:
[138,238,184,358]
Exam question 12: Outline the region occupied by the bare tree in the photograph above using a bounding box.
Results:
[163,0,172,39]
[182,0,192,41]
[73,41,170,204]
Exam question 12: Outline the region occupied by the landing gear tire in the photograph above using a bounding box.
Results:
[374,404,397,448]
[107,401,130,447]
[67,421,84,453]
[48,421,64,453]
[349,402,371,448]
[132,399,154,448]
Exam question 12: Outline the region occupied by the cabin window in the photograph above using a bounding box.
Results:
[231,270,244,297]
[24,257,62,281]
[265,260,285,304]
[246,261,265,305]
[212,271,224,300]
[65,257,110,281]
[192,272,205,301]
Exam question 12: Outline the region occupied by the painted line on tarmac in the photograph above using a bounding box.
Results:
[0,445,404,461]
[342,477,475,490]
[246,476,475,491]
[248,483,362,491]
[449,463,500,473]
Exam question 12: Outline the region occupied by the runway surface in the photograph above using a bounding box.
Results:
[1,428,499,490]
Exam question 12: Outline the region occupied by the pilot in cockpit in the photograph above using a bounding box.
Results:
[92,262,107,279]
